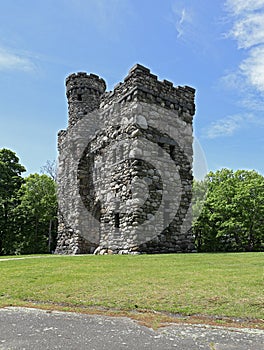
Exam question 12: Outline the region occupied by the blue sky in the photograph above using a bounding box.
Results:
[0,0,264,179]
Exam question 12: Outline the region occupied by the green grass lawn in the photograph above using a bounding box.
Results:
[0,253,263,326]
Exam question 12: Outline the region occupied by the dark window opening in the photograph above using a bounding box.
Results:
[169,145,175,159]
[94,168,97,180]
[112,148,116,163]
[77,94,82,101]
[164,200,170,224]
[114,213,120,228]
[119,144,124,159]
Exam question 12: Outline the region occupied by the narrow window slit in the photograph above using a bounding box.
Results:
[169,145,175,159]
[114,213,120,228]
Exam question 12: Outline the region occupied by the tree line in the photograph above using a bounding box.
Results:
[0,149,57,255]
[0,148,263,255]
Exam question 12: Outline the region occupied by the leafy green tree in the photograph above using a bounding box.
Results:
[0,149,26,254]
[193,169,264,252]
[15,174,57,254]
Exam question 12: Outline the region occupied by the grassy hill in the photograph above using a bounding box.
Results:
[0,253,263,328]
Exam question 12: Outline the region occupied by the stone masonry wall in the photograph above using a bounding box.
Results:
[55,64,196,254]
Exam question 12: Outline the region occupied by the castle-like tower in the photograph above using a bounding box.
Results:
[55,64,196,254]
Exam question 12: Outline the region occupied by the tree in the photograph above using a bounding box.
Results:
[193,169,264,252]
[0,149,26,254]
[15,174,57,254]
[40,160,57,181]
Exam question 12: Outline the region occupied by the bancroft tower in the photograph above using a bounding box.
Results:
[55,64,196,254]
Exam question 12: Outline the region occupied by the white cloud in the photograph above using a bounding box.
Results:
[241,92,264,111]
[171,2,218,56]
[225,0,264,16]
[171,3,193,41]
[229,12,264,49]
[175,8,187,38]
[240,46,264,92]
[204,115,243,139]
[0,48,35,72]
[221,70,244,90]
[204,113,264,139]
[222,0,264,108]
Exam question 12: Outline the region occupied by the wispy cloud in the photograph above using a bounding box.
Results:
[174,8,188,38]
[204,113,264,139]
[224,1,264,94]
[228,12,264,49]
[204,115,243,139]
[0,48,36,72]
[171,3,193,41]
[241,92,264,111]
[239,46,264,93]
[170,2,217,55]
[225,0,264,16]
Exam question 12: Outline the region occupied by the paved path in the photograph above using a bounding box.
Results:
[0,307,263,349]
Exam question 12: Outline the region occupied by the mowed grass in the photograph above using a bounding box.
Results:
[0,253,263,322]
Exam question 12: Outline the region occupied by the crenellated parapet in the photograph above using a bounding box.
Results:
[100,64,195,123]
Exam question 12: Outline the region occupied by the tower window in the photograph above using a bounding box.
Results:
[164,201,170,224]
[169,145,175,159]
[114,213,120,228]
[77,94,82,101]
[119,144,124,159]
[112,148,116,163]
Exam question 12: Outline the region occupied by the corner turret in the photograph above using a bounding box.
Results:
[66,72,106,127]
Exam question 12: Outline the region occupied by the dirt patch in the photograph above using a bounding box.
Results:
[8,300,264,330]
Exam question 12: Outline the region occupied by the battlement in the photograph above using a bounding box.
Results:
[65,64,195,127]
[66,72,106,95]
[100,64,195,122]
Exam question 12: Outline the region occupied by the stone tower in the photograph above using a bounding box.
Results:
[55,64,196,254]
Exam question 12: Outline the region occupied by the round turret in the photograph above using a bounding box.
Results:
[66,72,106,127]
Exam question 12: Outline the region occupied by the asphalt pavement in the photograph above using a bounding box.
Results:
[0,307,263,350]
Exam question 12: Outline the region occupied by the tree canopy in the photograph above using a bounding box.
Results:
[0,149,26,254]
[193,169,264,252]
[0,149,57,255]
[15,173,58,254]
